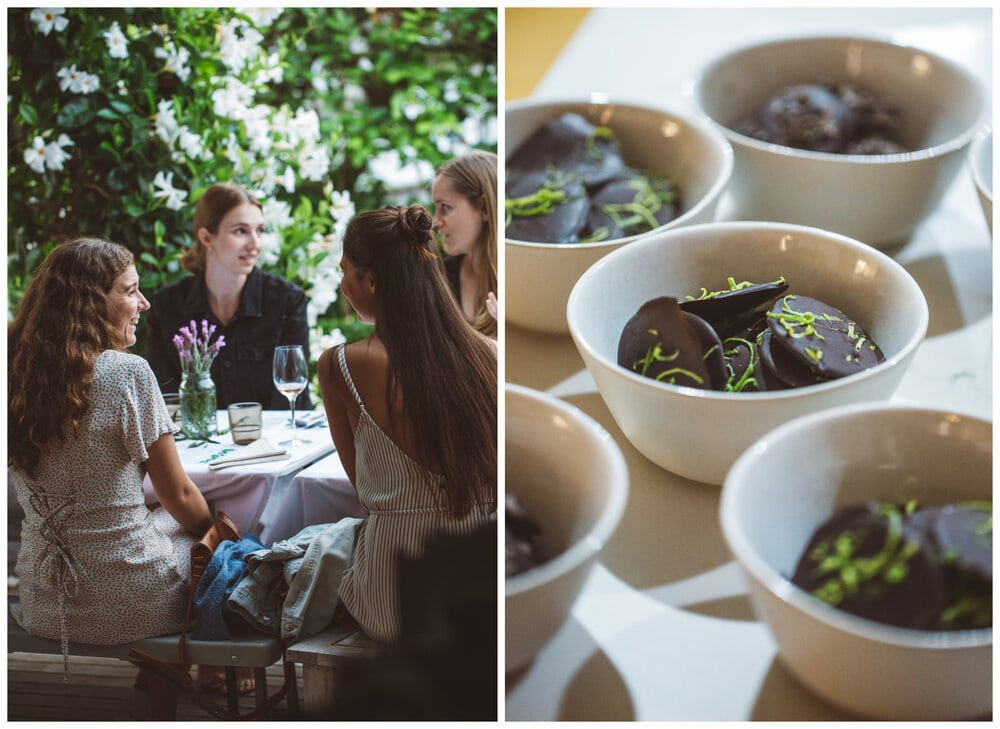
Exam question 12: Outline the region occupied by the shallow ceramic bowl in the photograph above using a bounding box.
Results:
[720,403,992,720]
[506,98,733,334]
[690,36,986,247]
[505,384,629,673]
[969,127,992,236]
[567,221,927,485]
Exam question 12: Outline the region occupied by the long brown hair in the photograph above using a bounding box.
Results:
[437,151,498,337]
[343,205,497,516]
[9,237,135,477]
[182,182,263,274]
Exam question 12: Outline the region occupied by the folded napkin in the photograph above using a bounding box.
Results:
[207,437,290,470]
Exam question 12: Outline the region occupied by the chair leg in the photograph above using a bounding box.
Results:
[225,666,239,715]
[283,660,300,717]
[254,666,269,715]
[135,665,179,720]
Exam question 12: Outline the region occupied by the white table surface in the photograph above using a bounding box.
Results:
[142,409,335,534]
[259,450,365,545]
[505,7,992,722]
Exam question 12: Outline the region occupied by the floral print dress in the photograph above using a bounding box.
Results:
[11,350,196,670]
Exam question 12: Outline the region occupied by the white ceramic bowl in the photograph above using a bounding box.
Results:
[690,36,987,247]
[969,127,992,236]
[720,403,992,720]
[567,221,928,485]
[506,98,733,334]
[505,384,629,673]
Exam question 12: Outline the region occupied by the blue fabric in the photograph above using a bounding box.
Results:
[192,534,264,640]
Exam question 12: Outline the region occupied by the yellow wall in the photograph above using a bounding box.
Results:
[505,8,591,101]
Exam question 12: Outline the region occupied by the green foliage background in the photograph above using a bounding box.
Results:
[7,7,497,363]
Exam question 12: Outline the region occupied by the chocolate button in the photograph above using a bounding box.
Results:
[681,278,788,339]
[617,297,716,390]
[767,294,883,380]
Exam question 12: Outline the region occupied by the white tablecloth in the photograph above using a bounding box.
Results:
[505,6,992,721]
[259,450,365,545]
[139,409,336,534]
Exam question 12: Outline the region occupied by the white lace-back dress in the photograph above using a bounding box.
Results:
[11,350,195,654]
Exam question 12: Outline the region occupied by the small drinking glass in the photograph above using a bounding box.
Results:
[228,402,263,445]
[272,345,311,447]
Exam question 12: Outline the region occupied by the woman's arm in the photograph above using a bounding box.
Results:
[317,346,358,486]
[145,432,213,535]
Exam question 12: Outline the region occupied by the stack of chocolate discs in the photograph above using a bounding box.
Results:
[791,500,992,631]
[617,277,885,392]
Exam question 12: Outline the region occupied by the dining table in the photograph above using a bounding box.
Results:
[504,6,992,722]
[258,450,365,545]
[142,408,338,535]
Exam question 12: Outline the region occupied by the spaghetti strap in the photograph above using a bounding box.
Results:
[337,344,364,409]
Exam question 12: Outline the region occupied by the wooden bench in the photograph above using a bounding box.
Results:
[284,619,380,716]
[8,598,298,720]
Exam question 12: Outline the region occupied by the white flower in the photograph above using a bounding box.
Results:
[402,101,423,121]
[103,21,128,59]
[298,146,331,182]
[30,8,68,36]
[152,170,188,211]
[343,83,367,108]
[358,57,374,73]
[242,105,273,153]
[217,18,264,74]
[286,108,320,147]
[243,8,283,28]
[211,76,255,119]
[177,127,207,160]
[254,51,283,85]
[277,166,296,194]
[155,99,179,144]
[262,198,294,230]
[56,64,83,93]
[24,137,48,173]
[367,149,434,190]
[258,231,281,266]
[348,36,368,55]
[309,325,346,355]
[443,79,460,103]
[154,42,191,82]
[43,133,74,171]
[310,59,328,92]
[77,72,100,94]
[329,190,355,225]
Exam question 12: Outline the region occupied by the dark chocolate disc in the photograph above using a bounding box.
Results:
[681,278,789,339]
[721,335,762,392]
[910,504,992,584]
[792,501,947,630]
[507,112,625,187]
[758,83,853,153]
[505,169,589,244]
[617,296,715,390]
[767,295,884,380]
[583,170,678,240]
[683,311,726,391]
[757,328,827,388]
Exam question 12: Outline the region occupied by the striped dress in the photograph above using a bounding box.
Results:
[335,344,495,642]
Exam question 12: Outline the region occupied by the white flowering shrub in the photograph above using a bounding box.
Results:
[8,7,498,368]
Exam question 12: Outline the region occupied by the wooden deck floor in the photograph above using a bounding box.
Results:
[8,651,303,721]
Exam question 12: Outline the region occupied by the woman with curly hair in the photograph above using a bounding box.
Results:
[316,204,497,642]
[8,237,212,676]
[432,151,498,338]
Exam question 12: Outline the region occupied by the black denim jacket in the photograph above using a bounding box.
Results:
[145,267,313,410]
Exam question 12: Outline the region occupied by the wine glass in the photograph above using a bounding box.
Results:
[272,345,311,447]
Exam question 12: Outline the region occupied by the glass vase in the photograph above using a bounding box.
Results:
[180,369,217,440]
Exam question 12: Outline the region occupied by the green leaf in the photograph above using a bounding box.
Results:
[56,97,97,129]
[18,103,39,128]
[96,108,120,120]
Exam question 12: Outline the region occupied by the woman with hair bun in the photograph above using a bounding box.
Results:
[432,151,498,338]
[316,204,497,642]
[145,182,312,409]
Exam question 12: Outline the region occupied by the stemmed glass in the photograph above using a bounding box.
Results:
[272,345,311,447]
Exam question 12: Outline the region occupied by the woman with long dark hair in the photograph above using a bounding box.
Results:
[316,204,497,641]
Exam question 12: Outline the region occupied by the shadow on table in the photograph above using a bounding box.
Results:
[506,617,636,721]
[901,247,992,337]
[750,657,857,721]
